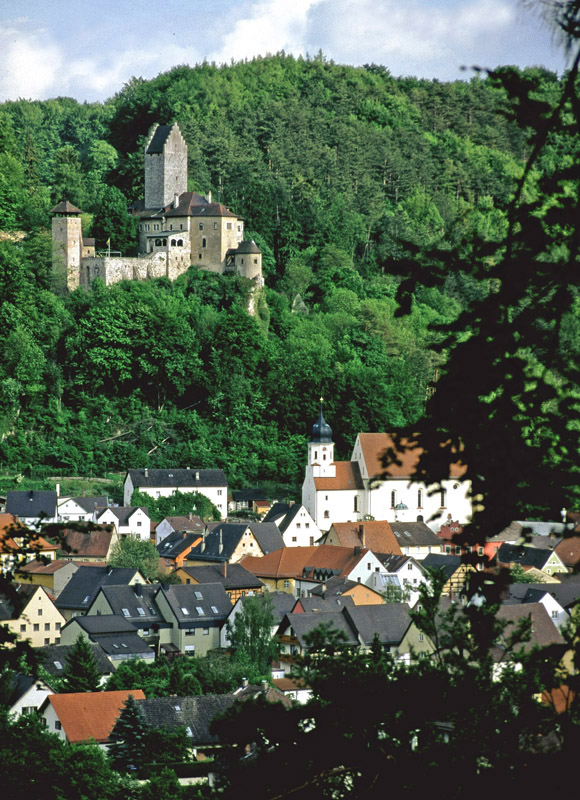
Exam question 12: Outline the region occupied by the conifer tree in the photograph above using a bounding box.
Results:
[107,693,148,773]
[62,635,101,693]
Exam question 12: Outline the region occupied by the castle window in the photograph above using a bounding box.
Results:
[254,258,258,264]
[202,237,207,248]
[238,224,241,232]
[171,239,176,246]
[180,224,183,230]
[199,223,204,230]
[163,239,167,246]
[241,258,244,264]
[169,224,173,230]
[155,239,161,246]
[177,239,183,247]
[199,254,202,259]
[227,223,232,230]
[214,222,218,229]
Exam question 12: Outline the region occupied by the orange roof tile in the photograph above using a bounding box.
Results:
[241,545,371,579]
[17,559,74,575]
[313,461,364,491]
[47,690,145,743]
[358,432,466,480]
[328,521,402,555]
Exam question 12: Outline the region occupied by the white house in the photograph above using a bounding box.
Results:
[262,503,321,547]
[57,495,108,522]
[124,468,228,519]
[302,412,472,532]
[5,491,59,530]
[95,506,151,541]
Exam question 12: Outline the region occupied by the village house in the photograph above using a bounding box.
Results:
[55,565,146,620]
[0,583,65,647]
[95,505,151,541]
[503,584,569,629]
[59,615,156,663]
[321,520,402,555]
[124,467,228,518]
[302,410,472,532]
[85,583,172,649]
[16,559,79,597]
[496,542,568,577]
[39,641,115,685]
[176,562,264,603]
[185,521,283,566]
[40,690,146,746]
[309,575,386,606]
[158,530,203,571]
[262,502,321,547]
[422,553,477,596]
[221,590,297,649]
[5,490,59,529]
[57,495,108,522]
[240,545,386,598]
[58,527,119,564]
[155,514,205,546]
[154,582,232,655]
[0,512,59,574]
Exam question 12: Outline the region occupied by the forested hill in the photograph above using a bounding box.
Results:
[0,55,569,495]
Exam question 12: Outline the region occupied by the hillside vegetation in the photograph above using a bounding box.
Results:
[0,55,573,499]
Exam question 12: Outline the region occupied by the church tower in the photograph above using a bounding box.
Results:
[307,404,336,479]
[51,201,83,292]
[144,123,188,209]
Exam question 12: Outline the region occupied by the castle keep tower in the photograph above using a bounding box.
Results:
[144,123,188,209]
[51,201,83,292]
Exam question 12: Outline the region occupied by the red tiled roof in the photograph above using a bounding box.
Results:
[555,535,580,568]
[358,432,466,480]
[328,521,402,555]
[17,559,74,575]
[241,545,371,580]
[47,690,145,743]
[313,461,364,491]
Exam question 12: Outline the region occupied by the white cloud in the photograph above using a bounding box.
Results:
[211,0,325,63]
[0,22,63,101]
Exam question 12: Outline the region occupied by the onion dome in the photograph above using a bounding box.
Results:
[311,409,333,443]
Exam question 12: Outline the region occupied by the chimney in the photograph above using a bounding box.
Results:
[56,483,60,498]
[207,190,212,203]
[288,500,295,507]
[188,512,193,520]
[144,468,149,478]
[173,193,179,208]
[133,583,142,596]
[241,677,248,688]
[222,560,227,578]
[261,680,268,691]
[219,529,224,555]
[195,471,200,480]
[359,524,365,547]
[201,530,206,553]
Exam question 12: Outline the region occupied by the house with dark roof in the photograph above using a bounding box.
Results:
[496,543,568,577]
[229,489,268,513]
[302,410,472,531]
[155,514,205,546]
[186,522,272,566]
[276,602,431,673]
[38,641,115,684]
[55,565,146,620]
[41,690,145,745]
[5,490,59,529]
[124,467,228,518]
[86,583,171,647]
[6,673,55,718]
[262,502,321,547]
[155,583,232,655]
[176,562,264,603]
[421,553,476,596]
[95,506,151,541]
[157,530,203,570]
[220,590,296,649]
[59,614,155,662]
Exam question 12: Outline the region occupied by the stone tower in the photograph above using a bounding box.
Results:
[51,201,83,292]
[144,123,188,210]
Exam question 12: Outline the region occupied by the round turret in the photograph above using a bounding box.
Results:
[311,409,333,443]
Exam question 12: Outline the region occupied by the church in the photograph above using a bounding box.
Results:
[51,123,263,295]
[301,409,472,532]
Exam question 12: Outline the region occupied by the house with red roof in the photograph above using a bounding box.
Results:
[302,409,472,532]
[40,690,145,745]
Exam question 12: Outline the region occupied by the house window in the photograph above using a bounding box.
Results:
[20,624,26,632]
[367,563,371,570]
[324,510,329,518]
[214,222,218,229]
[38,609,42,616]
[296,523,301,529]
[44,623,50,631]
[185,629,195,636]
[418,634,424,642]
[292,536,297,542]
[283,580,290,589]
[203,627,210,635]
[44,638,50,645]
[478,547,484,556]
[455,546,461,555]
[310,537,314,545]
[417,489,423,508]
[55,721,62,730]
[217,490,222,496]
[390,491,396,508]
[407,563,413,570]
[305,523,309,529]
[33,624,39,632]
[445,545,451,554]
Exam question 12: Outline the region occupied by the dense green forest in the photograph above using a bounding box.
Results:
[0,54,574,500]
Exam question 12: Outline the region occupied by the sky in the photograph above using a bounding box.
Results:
[0,0,571,104]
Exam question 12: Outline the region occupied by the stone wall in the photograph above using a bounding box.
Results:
[81,252,189,287]
[144,125,187,209]
[52,216,82,292]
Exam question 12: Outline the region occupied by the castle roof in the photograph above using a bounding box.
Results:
[229,240,262,254]
[145,124,174,154]
[51,201,82,215]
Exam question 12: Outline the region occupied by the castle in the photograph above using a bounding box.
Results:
[51,123,263,295]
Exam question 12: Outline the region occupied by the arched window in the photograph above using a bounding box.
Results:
[202,237,207,248]
[417,489,423,508]
[440,489,446,508]
[390,491,396,508]
[155,239,161,247]
[177,239,183,247]
[171,239,176,246]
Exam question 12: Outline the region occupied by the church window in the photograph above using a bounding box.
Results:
[324,510,329,519]
[202,238,207,248]
[354,497,358,512]
[417,489,423,508]
[440,489,446,508]
[322,454,326,461]
[390,491,396,508]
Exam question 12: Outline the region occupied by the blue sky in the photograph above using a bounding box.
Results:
[0,0,570,103]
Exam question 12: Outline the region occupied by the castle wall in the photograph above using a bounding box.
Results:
[52,216,82,292]
[81,253,188,287]
[190,215,243,273]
